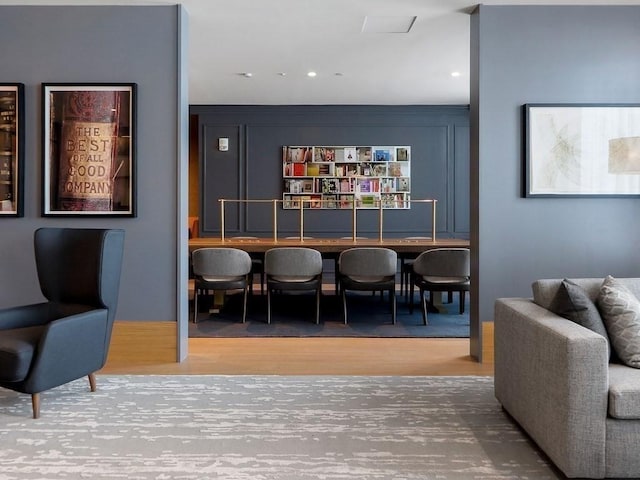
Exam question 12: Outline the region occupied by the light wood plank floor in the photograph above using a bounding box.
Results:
[100,337,494,376]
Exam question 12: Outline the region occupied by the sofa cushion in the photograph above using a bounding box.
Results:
[608,363,640,419]
[598,275,640,369]
[548,279,611,357]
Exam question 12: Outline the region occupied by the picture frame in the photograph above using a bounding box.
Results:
[524,103,640,197]
[0,83,24,217]
[42,83,137,216]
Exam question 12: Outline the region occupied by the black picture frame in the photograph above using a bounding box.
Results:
[0,83,25,217]
[524,103,640,198]
[42,83,137,216]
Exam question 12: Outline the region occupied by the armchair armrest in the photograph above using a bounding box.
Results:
[22,309,109,393]
[0,303,51,330]
[494,298,608,479]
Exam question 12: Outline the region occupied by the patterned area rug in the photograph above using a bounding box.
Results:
[0,376,562,479]
[190,292,470,338]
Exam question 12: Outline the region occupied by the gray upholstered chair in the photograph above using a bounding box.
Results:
[191,247,252,323]
[264,247,323,324]
[410,248,470,325]
[0,228,125,418]
[229,237,264,295]
[338,247,397,324]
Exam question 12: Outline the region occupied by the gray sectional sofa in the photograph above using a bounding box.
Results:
[494,278,640,479]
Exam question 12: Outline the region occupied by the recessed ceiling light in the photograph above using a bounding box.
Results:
[278,72,287,76]
[240,72,252,78]
[334,72,344,76]
[451,71,461,77]
[307,71,317,78]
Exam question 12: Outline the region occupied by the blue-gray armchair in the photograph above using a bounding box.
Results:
[0,228,125,418]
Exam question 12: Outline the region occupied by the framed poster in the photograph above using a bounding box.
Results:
[42,83,137,216]
[0,83,24,217]
[524,103,640,197]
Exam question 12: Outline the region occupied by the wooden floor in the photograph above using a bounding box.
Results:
[100,337,494,376]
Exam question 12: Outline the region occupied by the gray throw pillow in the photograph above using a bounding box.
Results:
[597,275,640,368]
[550,279,611,357]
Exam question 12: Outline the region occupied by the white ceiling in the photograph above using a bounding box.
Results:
[3,0,640,105]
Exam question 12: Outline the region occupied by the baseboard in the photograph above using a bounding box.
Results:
[482,321,494,363]
[105,321,177,367]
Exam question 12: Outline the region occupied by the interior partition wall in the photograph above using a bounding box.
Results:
[471,5,640,360]
[0,5,187,358]
[191,105,470,241]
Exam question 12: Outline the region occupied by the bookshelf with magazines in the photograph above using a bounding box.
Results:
[282,145,411,209]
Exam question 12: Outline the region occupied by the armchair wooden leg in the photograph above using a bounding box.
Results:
[459,291,466,314]
[88,373,97,392]
[31,393,40,419]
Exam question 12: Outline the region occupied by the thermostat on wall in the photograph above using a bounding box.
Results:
[218,137,229,151]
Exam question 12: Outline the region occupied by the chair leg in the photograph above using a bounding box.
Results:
[391,287,396,325]
[242,285,248,323]
[267,287,272,324]
[88,373,97,392]
[31,393,40,419]
[260,271,265,296]
[420,288,428,325]
[448,291,453,304]
[409,280,415,314]
[193,288,199,323]
[315,287,320,325]
[341,288,348,324]
[459,291,466,314]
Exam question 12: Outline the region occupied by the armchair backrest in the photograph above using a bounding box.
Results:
[34,228,125,325]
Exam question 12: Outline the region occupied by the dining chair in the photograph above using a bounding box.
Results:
[191,247,253,323]
[264,247,323,324]
[399,237,432,301]
[410,248,470,325]
[338,247,397,324]
[229,237,264,295]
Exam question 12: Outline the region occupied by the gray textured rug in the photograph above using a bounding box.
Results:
[0,376,562,479]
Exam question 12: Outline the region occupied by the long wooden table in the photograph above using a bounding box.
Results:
[189,237,470,254]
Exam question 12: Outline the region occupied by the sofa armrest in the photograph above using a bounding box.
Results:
[494,297,609,479]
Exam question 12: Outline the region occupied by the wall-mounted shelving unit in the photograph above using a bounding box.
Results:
[282,145,411,209]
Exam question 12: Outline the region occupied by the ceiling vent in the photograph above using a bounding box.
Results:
[362,16,416,33]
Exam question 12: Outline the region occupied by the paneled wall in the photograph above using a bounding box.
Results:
[191,105,469,239]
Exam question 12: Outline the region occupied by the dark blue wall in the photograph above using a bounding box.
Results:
[471,5,640,358]
[191,105,469,239]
